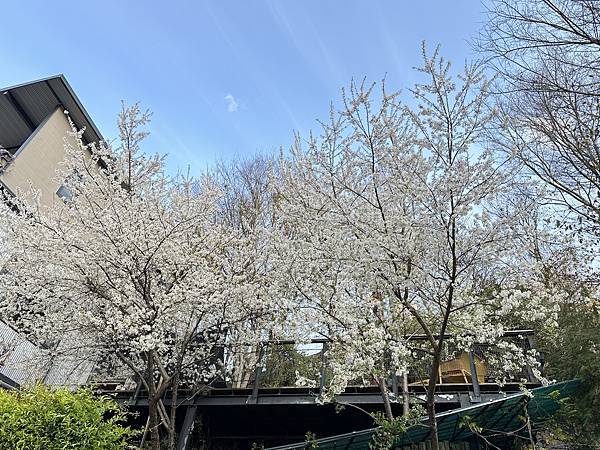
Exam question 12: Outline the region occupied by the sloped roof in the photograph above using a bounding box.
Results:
[267,380,580,449]
[0,75,103,153]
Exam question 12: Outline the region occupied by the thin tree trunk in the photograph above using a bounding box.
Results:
[402,371,409,416]
[377,376,394,421]
[148,397,161,450]
[168,371,180,450]
[427,399,440,450]
[146,355,161,450]
[140,416,150,449]
[427,354,441,450]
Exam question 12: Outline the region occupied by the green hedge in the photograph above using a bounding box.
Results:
[0,385,136,449]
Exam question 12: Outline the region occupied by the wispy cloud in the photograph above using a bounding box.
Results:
[224,93,239,112]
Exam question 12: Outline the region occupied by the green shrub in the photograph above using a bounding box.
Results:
[0,384,136,449]
[537,301,600,446]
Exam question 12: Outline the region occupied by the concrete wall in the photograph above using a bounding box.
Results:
[0,107,73,207]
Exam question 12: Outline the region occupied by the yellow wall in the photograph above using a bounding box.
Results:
[0,108,74,207]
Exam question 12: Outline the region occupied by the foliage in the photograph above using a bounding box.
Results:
[458,414,484,435]
[261,344,322,388]
[537,301,600,446]
[370,406,424,449]
[304,431,319,449]
[0,385,135,450]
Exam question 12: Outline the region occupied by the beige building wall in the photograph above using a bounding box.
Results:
[0,107,74,208]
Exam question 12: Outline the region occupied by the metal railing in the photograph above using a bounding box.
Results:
[92,330,539,411]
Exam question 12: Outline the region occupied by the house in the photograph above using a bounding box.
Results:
[0,75,102,206]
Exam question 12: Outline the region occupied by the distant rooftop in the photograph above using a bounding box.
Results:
[0,75,103,154]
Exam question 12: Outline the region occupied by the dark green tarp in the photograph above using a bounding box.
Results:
[267,379,579,449]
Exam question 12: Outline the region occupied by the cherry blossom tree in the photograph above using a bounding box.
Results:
[274,47,561,449]
[210,155,281,388]
[0,105,276,450]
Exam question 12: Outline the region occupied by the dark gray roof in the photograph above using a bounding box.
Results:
[0,75,103,153]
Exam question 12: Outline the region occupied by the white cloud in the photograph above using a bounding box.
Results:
[224,93,239,112]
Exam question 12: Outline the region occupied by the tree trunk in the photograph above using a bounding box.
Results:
[427,399,440,450]
[148,397,161,450]
[168,372,180,450]
[402,371,409,416]
[426,355,441,450]
[377,376,394,421]
[146,355,161,450]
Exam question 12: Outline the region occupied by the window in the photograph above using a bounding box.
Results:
[56,184,73,202]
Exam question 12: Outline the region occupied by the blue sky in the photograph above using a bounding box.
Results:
[0,0,485,174]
